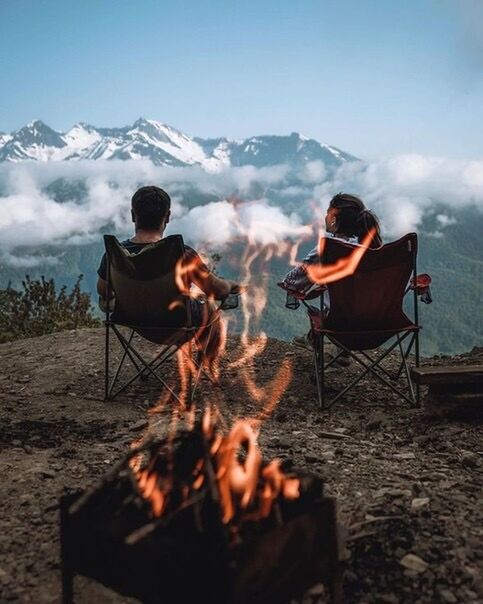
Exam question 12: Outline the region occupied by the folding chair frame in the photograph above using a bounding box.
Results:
[103,242,219,407]
[312,327,420,409]
[104,320,216,406]
[309,243,421,410]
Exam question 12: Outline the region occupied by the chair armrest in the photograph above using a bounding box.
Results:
[406,273,432,304]
[277,282,327,310]
[218,292,239,310]
[277,281,326,300]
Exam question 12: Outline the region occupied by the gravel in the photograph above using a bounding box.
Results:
[0,329,481,603]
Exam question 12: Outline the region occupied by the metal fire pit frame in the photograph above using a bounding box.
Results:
[60,492,343,604]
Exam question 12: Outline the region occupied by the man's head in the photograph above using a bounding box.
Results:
[131,186,171,231]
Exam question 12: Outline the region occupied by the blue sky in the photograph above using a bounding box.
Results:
[1,0,482,158]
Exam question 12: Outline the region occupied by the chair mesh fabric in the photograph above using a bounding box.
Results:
[317,233,418,350]
[104,235,192,342]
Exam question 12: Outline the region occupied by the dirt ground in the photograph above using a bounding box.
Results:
[0,328,482,604]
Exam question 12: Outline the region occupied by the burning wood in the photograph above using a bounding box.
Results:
[60,416,342,604]
[129,408,303,533]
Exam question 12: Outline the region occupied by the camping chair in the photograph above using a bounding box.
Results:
[280,233,432,409]
[102,234,235,405]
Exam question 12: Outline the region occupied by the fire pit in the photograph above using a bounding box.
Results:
[60,413,343,603]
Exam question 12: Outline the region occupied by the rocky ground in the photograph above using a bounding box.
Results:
[0,328,482,604]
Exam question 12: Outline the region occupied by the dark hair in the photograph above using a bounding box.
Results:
[329,192,382,249]
[131,186,171,230]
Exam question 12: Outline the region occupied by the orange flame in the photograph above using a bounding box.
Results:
[129,209,375,530]
[306,229,375,285]
[131,407,300,527]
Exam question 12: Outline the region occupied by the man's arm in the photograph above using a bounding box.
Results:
[185,247,240,300]
[192,271,239,300]
[97,277,108,300]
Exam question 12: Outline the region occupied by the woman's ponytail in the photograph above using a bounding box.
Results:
[357,209,383,249]
[329,193,383,249]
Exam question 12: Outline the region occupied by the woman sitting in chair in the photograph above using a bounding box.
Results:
[282,192,382,358]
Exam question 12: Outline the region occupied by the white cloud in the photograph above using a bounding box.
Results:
[236,200,311,245]
[169,200,238,247]
[0,251,59,268]
[0,154,482,265]
[0,160,292,264]
[436,214,457,227]
[314,154,483,238]
[300,160,327,184]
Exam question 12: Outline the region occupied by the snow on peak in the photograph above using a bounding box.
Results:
[128,118,208,165]
[25,119,45,129]
[0,132,12,146]
[63,123,101,153]
[0,118,356,168]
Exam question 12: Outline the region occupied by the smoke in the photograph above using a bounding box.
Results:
[0,154,482,266]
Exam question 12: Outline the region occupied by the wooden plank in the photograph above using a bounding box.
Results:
[424,389,483,420]
[411,365,483,385]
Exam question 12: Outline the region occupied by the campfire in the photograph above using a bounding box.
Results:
[130,407,301,527]
[61,411,342,603]
[59,230,373,603]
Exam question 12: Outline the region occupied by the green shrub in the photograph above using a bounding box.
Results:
[0,275,100,343]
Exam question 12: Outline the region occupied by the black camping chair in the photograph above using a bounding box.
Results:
[280,233,432,409]
[102,235,236,405]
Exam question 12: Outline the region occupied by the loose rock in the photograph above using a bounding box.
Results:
[399,553,428,573]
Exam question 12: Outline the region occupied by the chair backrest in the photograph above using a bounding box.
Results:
[104,234,191,328]
[322,233,417,334]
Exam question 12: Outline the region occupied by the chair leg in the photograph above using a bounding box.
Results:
[415,331,421,406]
[104,322,110,401]
[109,325,183,403]
[108,330,136,398]
[397,335,417,408]
[187,340,194,410]
[321,335,325,409]
[391,333,416,381]
[325,333,415,408]
[314,335,324,409]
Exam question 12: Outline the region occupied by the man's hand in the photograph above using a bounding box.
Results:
[228,281,248,295]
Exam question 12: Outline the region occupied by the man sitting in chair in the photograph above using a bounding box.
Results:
[97,185,241,368]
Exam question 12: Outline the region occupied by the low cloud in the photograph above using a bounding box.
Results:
[0,251,59,268]
[313,154,483,238]
[169,198,310,248]
[0,154,482,266]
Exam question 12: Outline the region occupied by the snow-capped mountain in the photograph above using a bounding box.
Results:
[0,119,357,170]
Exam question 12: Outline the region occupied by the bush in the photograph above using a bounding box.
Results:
[0,275,100,343]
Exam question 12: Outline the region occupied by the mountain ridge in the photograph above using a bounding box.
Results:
[0,118,358,170]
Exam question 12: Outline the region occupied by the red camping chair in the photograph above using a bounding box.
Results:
[280,233,432,409]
